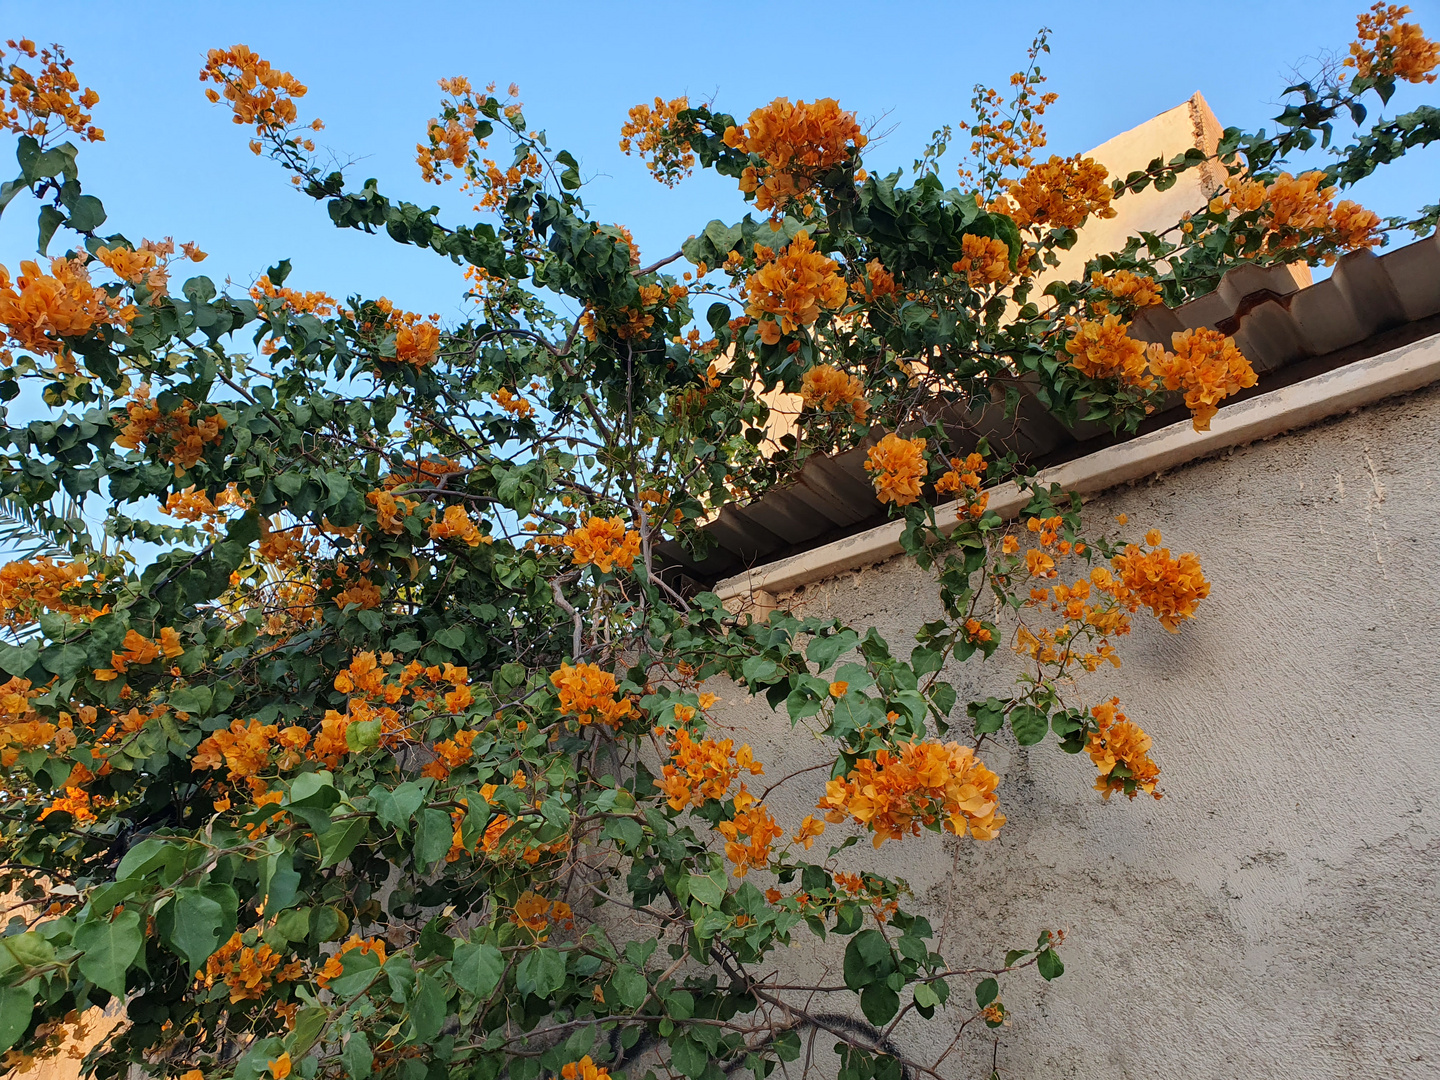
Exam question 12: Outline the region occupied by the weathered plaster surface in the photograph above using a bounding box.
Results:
[704,384,1440,1078]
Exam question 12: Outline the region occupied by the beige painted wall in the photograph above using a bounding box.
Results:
[703,382,1440,1078]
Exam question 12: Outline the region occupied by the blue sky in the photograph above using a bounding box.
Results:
[3,0,1437,322]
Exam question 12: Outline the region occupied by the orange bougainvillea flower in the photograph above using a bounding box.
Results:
[551,662,633,728]
[0,557,104,628]
[997,153,1115,231]
[0,39,104,142]
[723,97,866,214]
[660,725,763,810]
[864,433,927,506]
[1086,698,1161,799]
[563,516,641,573]
[1344,3,1439,83]
[715,785,783,875]
[952,233,1013,289]
[1064,314,1156,391]
[199,45,319,138]
[1101,530,1210,631]
[800,364,869,421]
[560,1057,612,1080]
[743,230,847,343]
[0,256,135,358]
[619,95,695,185]
[1146,327,1256,431]
[817,740,1004,847]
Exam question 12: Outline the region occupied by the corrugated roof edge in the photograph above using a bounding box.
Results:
[714,327,1440,603]
[658,232,1440,589]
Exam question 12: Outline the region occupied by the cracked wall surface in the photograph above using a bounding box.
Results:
[702,383,1440,1079]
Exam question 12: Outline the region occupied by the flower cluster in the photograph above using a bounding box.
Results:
[0,677,49,767]
[0,257,134,359]
[429,504,488,547]
[416,76,486,184]
[864,433,928,506]
[998,154,1115,231]
[0,39,103,142]
[800,364,869,421]
[723,97,866,215]
[249,277,339,317]
[934,451,989,519]
[509,891,574,939]
[660,724,763,810]
[200,932,302,1003]
[818,740,1005,848]
[492,388,534,418]
[114,385,228,471]
[957,46,1058,187]
[199,45,321,142]
[854,258,898,300]
[1089,269,1162,312]
[93,627,185,681]
[1147,327,1257,431]
[716,786,783,875]
[952,233,1013,288]
[563,516,641,573]
[743,231,847,344]
[1210,172,1381,262]
[0,558,103,628]
[619,95,695,185]
[192,719,311,781]
[1345,3,1438,83]
[550,662,633,728]
[561,1057,612,1080]
[1063,315,1157,391]
[1086,698,1161,800]
[1104,528,1211,631]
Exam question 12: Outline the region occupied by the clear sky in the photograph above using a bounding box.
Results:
[3,0,1438,322]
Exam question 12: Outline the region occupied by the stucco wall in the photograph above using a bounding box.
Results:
[708,382,1440,1078]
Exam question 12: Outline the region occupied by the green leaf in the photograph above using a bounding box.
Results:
[407,972,446,1043]
[1009,705,1048,746]
[74,909,142,998]
[967,697,1006,735]
[287,770,337,809]
[372,779,428,833]
[0,985,33,1055]
[291,1006,327,1056]
[610,963,648,1009]
[740,655,779,684]
[843,929,892,990]
[670,1035,708,1079]
[345,719,382,752]
[975,977,998,1007]
[414,808,453,868]
[452,941,504,998]
[318,816,369,869]
[66,194,106,233]
[434,625,466,650]
[1037,948,1064,981]
[342,1032,373,1079]
[36,205,64,255]
[166,886,230,971]
[912,980,940,1009]
[859,984,900,1026]
[262,850,301,913]
[168,685,214,716]
[687,870,725,908]
[807,628,857,670]
[515,948,566,998]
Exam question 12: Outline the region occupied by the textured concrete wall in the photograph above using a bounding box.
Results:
[709,383,1440,1078]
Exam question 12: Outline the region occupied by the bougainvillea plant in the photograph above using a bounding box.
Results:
[0,7,1435,1079]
